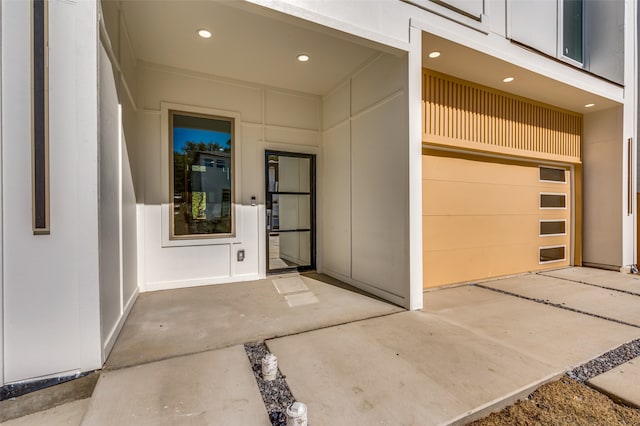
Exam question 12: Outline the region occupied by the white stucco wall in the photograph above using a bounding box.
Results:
[0,0,4,386]
[322,52,410,307]
[98,40,139,360]
[1,0,101,384]
[97,0,141,362]
[583,107,624,268]
[621,0,637,267]
[99,44,122,354]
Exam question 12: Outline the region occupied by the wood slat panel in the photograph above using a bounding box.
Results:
[423,70,582,163]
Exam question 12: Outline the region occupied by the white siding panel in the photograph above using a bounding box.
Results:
[351,53,406,116]
[583,107,623,268]
[440,0,484,17]
[509,0,557,57]
[265,127,319,146]
[322,123,351,277]
[265,90,320,130]
[584,0,624,84]
[322,81,350,130]
[351,94,408,297]
[99,44,122,344]
[141,67,263,124]
[3,0,101,382]
[122,138,138,309]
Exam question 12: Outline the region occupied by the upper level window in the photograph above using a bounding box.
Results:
[562,0,583,63]
[170,111,234,239]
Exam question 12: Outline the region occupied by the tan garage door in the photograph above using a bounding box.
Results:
[423,150,571,288]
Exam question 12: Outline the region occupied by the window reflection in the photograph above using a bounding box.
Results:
[171,112,233,237]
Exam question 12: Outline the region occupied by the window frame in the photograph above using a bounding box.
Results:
[161,103,241,247]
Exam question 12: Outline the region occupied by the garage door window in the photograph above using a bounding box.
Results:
[540,193,566,209]
[540,246,566,263]
[540,220,566,236]
[539,167,566,183]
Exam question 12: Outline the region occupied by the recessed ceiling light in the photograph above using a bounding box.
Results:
[585,103,595,108]
[503,77,514,83]
[197,29,212,39]
[297,54,310,62]
[428,51,441,59]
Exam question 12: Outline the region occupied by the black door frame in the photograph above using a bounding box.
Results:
[265,150,316,273]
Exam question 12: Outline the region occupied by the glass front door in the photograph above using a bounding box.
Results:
[265,151,315,273]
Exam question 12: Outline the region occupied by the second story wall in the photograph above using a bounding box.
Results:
[509,0,624,84]
[403,0,624,85]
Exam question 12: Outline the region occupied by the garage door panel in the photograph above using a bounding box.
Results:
[422,152,540,185]
[424,180,544,216]
[423,151,571,288]
[424,217,569,251]
[424,215,542,250]
[424,244,569,288]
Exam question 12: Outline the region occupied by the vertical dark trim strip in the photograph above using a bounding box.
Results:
[32,0,49,234]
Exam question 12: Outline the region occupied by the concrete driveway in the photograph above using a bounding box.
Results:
[268,268,640,424]
[5,267,640,425]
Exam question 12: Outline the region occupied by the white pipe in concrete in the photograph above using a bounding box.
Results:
[261,353,278,381]
[286,401,307,426]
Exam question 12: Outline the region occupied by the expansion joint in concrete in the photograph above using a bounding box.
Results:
[473,283,640,330]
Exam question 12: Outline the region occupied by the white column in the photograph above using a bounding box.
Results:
[408,25,423,310]
[622,0,638,268]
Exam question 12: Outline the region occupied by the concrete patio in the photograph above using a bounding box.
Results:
[3,267,640,425]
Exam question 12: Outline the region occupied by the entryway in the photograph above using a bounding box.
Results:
[265,151,316,273]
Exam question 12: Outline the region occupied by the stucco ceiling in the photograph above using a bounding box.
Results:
[421,32,620,114]
[118,0,381,95]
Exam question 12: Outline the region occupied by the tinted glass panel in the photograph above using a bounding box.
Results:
[540,167,566,183]
[540,221,566,235]
[563,0,583,63]
[540,194,566,208]
[540,246,566,263]
[172,112,233,237]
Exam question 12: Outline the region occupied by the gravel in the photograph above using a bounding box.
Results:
[244,341,296,426]
[568,338,640,382]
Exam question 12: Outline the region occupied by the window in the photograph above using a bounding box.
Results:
[540,246,566,263]
[562,0,583,63]
[170,111,234,238]
[540,193,566,209]
[540,220,566,236]
[539,167,566,183]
